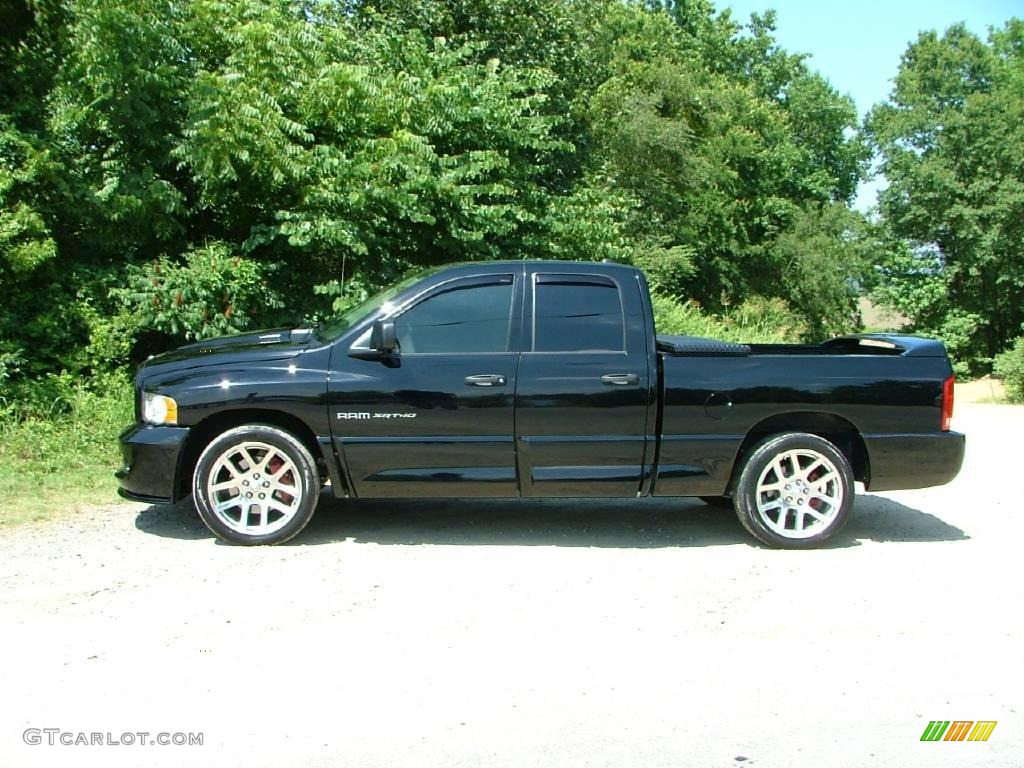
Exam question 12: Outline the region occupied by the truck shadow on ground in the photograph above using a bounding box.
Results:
[135,492,968,549]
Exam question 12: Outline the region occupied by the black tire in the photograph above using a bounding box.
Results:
[698,495,734,510]
[733,432,854,549]
[192,424,319,545]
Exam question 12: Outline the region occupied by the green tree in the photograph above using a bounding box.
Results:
[172,3,572,308]
[769,203,869,339]
[1,0,875,395]
[586,4,867,326]
[866,20,1024,371]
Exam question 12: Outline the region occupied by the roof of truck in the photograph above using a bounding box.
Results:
[419,259,642,277]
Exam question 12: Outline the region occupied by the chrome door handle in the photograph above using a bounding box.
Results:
[601,373,639,386]
[464,374,507,387]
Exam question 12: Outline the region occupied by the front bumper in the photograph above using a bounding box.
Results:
[115,424,190,503]
[863,431,966,491]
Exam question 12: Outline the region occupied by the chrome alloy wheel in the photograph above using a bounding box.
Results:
[754,448,844,539]
[205,441,302,536]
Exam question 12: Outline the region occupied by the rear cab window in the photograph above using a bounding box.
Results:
[532,274,626,353]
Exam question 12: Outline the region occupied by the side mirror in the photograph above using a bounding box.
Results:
[370,319,398,353]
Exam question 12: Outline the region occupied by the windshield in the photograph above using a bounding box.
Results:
[315,268,437,341]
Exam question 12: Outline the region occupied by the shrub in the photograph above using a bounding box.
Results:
[994,336,1024,403]
[651,294,732,339]
[651,293,804,344]
[723,296,809,343]
[934,309,989,379]
[111,241,284,343]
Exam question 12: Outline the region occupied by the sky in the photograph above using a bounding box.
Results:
[722,0,1023,210]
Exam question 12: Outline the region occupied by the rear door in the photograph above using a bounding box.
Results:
[515,269,654,496]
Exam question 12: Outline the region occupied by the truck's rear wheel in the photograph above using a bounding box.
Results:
[733,433,853,549]
[192,424,319,545]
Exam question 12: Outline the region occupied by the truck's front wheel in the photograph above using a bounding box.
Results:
[192,424,319,545]
[733,433,853,549]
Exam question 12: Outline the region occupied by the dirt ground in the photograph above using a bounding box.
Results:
[957,376,1006,404]
[1,404,1021,768]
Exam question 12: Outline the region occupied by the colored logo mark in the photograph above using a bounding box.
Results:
[921,720,997,742]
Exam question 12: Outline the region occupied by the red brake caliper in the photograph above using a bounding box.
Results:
[266,456,293,504]
[807,468,821,510]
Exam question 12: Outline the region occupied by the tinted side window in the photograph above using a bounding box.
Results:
[395,281,513,353]
[534,279,625,352]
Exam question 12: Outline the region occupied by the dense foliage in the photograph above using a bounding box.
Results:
[994,337,1024,403]
[866,20,1024,375]
[0,0,872,398]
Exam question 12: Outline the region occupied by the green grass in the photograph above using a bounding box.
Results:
[0,374,134,528]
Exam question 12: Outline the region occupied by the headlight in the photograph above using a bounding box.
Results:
[142,392,178,425]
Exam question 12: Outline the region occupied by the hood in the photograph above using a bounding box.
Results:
[138,327,316,378]
[176,326,315,352]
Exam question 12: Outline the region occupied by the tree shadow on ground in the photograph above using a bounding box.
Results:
[135,492,968,549]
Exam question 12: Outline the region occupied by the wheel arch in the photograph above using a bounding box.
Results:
[729,412,869,492]
[175,409,324,501]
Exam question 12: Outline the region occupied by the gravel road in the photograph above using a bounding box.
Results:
[1,404,1021,768]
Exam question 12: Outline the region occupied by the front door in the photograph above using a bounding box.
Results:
[330,273,521,498]
[515,270,654,496]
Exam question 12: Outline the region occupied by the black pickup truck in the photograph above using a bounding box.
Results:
[117,260,964,548]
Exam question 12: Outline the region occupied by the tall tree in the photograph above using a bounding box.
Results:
[866,20,1024,370]
[587,4,867,326]
[2,0,874,392]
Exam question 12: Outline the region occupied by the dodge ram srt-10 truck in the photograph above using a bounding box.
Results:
[117,261,965,548]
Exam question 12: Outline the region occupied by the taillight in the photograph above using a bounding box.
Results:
[941,375,955,431]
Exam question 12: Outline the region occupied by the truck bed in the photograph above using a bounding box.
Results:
[656,333,946,358]
[653,332,960,497]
